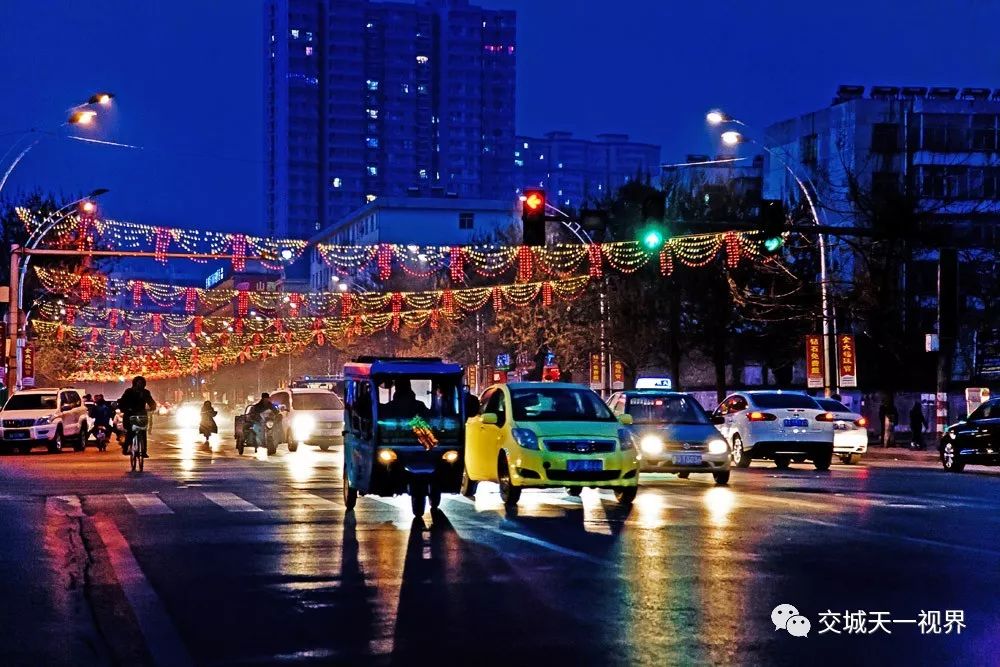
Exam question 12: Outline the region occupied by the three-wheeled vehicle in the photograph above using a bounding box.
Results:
[342,357,466,516]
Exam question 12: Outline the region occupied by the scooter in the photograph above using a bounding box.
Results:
[247,410,281,456]
[92,424,110,452]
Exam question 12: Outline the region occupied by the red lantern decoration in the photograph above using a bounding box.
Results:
[184,287,197,314]
[430,309,440,330]
[315,332,326,346]
[725,231,740,269]
[193,315,203,335]
[659,248,674,276]
[151,313,162,334]
[274,317,284,333]
[443,289,454,315]
[340,293,353,317]
[517,246,533,283]
[492,285,503,311]
[123,329,132,346]
[588,244,603,278]
[79,275,92,301]
[377,244,393,280]
[132,281,143,308]
[154,227,170,263]
[449,246,464,282]
[542,281,553,307]
[237,290,249,316]
[108,309,119,328]
[234,317,244,335]
[90,326,98,344]
[231,234,247,272]
[65,305,76,325]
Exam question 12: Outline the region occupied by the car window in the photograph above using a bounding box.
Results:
[293,392,344,410]
[626,394,710,425]
[723,396,747,413]
[817,399,850,412]
[970,399,999,421]
[484,390,506,427]
[510,387,616,422]
[271,392,289,409]
[750,393,819,409]
[4,393,58,411]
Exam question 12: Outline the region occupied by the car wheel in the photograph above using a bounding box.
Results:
[731,435,751,468]
[343,475,358,510]
[677,472,690,479]
[288,442,299,453]
[48,429,64,454]
[319,444,330,451]
[566,487,582,496]
[813,452,833,471]
[713,471,731,486]
[497,455,521,506]
[73,423,87,451]
[460,466,478,498]
[410,483,427,516]
[614,486,637,504]
[941,441,965,472]
[774,456,791,470]
[840,453,860,465]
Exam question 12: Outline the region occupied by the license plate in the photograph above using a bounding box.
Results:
[567,459,603,472]
[673,453,702,466]
[783,418,808,428]
[6,431,29,440]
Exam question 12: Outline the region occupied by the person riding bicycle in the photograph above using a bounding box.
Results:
[118,376,156,457]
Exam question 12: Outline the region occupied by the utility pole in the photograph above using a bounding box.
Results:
[936,247,958,437]
[5,245,20,392]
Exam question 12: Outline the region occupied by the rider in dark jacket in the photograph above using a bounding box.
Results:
[117,376,156,456]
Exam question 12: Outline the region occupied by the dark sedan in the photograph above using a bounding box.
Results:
[939,398,1000,472]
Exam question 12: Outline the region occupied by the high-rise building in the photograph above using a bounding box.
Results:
[265,0,516,240]
[513,132,661,209]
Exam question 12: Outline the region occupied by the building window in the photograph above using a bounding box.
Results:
[305,46,313,56]
[290,29,300,39]
[366,194,377,203]
[459,212,474,229]
[332,178,342,188]
[367,165,378,176]
[366,137,379,148]
[417,84,429,95]
[418,169,428,179]
[366,79,379,91]
[523,142,529,149]
[416,55,429,64]
[366,108,378,119]
[401,83,410,94]
[800,134,818,164]
[305,31,313,42]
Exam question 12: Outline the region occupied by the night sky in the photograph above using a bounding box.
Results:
[1,0,998,242]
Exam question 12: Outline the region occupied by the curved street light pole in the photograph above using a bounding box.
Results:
[713,114,838,395]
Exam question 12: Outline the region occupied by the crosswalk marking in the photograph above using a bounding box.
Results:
[203,491,263,512]
[124,493,174,515]
[281,491,340,510]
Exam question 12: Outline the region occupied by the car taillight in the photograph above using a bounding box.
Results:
[854,417,868,428]
[748,411,777,422]
[816,412,836,422]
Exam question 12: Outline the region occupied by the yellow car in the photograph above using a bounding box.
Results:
[462,382,640,506]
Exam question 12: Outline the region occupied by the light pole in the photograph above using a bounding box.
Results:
[709,111,838,395]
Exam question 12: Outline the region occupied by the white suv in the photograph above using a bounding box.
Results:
[714,391,836,470]
[0,388,90,453]
[268,388,345,452]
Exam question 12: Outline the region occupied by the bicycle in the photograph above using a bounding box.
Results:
[129,414,149,472]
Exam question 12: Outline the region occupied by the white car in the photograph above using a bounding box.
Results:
[815,398,869,464]
[268,388,345,451]
[713,391,836,470]
[0,388,90,453]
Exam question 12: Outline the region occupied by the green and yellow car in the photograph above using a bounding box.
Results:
[461,382,640,506]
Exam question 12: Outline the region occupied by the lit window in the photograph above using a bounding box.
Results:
[514,159,524,167]
[366,108,378,119]
[305,46,313,56]
[558,190,563,196]
[305,31,313,42]
[514,151,520,157]
[366,194,377,203]
[401,83,410,94]
[558,162,563,168]
[366,137,379,148]
[416,55,429,64]
[419,169,428,179]
[418,84,429,95]
[539,154,544,160]
[332,177,342,188]
[290,29,300,38]
[598,184,603,190]
[367,165,378,176]
[482,20,486,27]
[366,22,374,29]
[366,79,379,91]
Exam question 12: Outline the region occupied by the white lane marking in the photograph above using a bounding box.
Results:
[47,495,84,517]
[93,517,194,667]
[491,528,610,565]
[785,515,1000,558]
[202,491,263,513]
[281,491,340,510]
[124,494,174,515]
[581,489,613,535]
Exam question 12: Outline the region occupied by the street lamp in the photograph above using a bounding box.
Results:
[67,109,97,126]
[710,113,837,395]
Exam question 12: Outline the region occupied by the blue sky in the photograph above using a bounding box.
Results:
[1,0,998,240]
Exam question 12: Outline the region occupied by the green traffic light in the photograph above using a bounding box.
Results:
[763,236,784,253]
[642,229,664,250]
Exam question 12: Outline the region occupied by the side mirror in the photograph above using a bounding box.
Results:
[482,413,498,425]
[617,414,633,426]
[711,415,725,425]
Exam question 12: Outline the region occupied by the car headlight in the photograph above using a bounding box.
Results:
[176,406,199,428]
[291,414,315,439]
[35,415,54,425]
[707,438,728,455]
[639,434,663,455]
[511,428,539,450]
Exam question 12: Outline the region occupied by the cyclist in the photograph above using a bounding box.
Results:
[117,376,157,457]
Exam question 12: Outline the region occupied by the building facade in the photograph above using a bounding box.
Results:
[265,0,516,240]
[762,85,1000,382]
[308,196,516,291]
[513,132,661,209]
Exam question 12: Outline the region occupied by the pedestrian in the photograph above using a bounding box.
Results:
[199,400,218,446]
[878,398,898,448]
[909,400,927,450]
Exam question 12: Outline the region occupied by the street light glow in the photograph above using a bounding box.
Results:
[80,201,96,214]
[69,110,97,125]
[721,130,743,146]
[706,110,726,125]
[337,282,349,292]
[279,248,294,261]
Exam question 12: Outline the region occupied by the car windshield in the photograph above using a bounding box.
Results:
[751,393,821,409]
[511,387,616,422]
[817,399,850,412]
[627,394,710,424]
[294,393,344,410]
[4,394,58,411]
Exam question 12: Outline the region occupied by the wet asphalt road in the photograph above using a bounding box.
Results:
[1,426,999,667]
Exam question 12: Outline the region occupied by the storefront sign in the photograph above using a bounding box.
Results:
[22,342,35,388]
[805,335,824,389]
[612,360,625,390]
[590,353,602,390]
[837,334,857,388]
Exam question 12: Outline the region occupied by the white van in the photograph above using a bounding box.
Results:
[268,388,345,451]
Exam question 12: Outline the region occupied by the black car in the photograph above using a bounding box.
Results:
[939,398,1000,472]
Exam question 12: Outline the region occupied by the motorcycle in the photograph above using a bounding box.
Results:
[92,424,110,452]
[247,409,281,456]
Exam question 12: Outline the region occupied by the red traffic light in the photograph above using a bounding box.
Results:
[524,192,544,211]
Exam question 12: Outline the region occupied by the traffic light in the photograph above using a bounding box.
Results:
[758,199,786,255]
[521,188,546,246]
[640,227,665,250]
[639,193,668,249]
